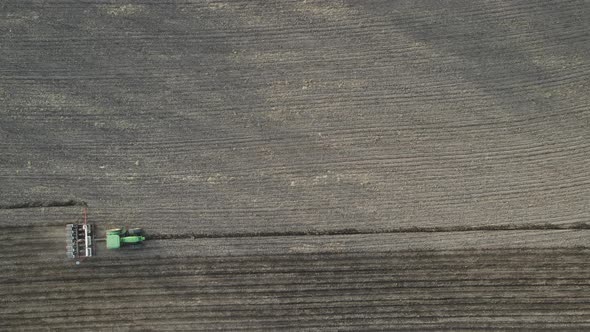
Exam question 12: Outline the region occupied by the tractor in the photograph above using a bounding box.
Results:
[106,227,145,249]
[66,208,146,263]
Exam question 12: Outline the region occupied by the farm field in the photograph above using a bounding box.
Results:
[1,0,589,330]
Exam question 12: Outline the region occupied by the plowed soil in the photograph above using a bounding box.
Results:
[1,0,589,330]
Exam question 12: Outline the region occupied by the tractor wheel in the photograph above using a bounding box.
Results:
[127,228,143,236]
[127,243,144,250]
[107,228,122,235]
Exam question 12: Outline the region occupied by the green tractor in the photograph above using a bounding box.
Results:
[106,227,145,249]
[66,208,147,263]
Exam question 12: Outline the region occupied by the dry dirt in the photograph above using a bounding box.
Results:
[1,0,589,330]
